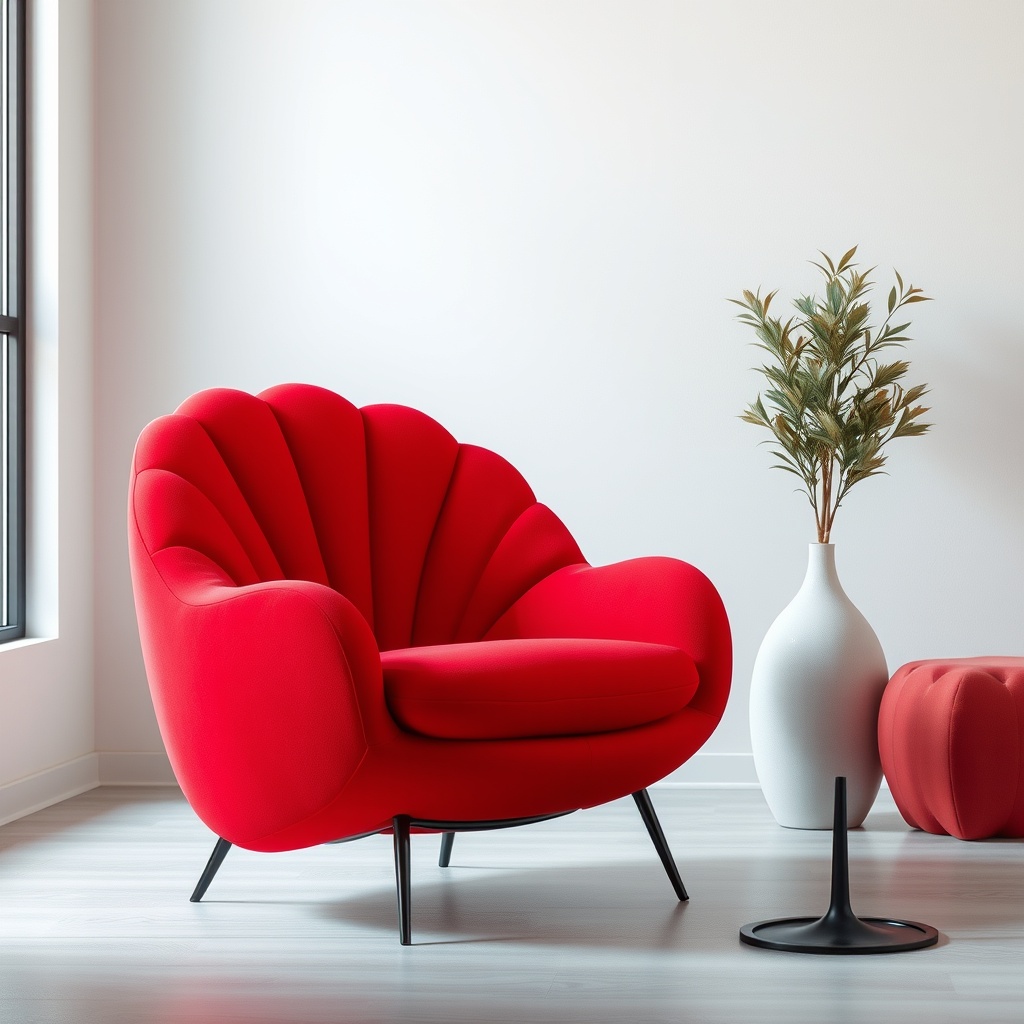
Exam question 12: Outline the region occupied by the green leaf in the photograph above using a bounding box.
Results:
[836,245,858,273]
[900,382,930,405]
[735,248,930,532]
[871,360,911,389]
[770,463,806,479]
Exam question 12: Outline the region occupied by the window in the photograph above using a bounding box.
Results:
[0,0,23,641]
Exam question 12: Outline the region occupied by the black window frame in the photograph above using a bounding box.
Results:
[0,0,25,642]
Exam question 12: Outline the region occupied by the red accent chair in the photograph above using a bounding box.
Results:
[879,658,1024,840]
[127,384,732,943]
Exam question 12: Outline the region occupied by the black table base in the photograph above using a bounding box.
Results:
[740,777,939,954]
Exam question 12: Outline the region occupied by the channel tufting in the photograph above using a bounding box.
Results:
[260,384,375,629]
[135,384,587,652]
[176,389,330,587]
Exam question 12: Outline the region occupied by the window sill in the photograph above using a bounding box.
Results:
[0,636,56,653]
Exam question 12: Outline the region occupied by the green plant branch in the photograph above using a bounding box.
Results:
[735,247,932,543]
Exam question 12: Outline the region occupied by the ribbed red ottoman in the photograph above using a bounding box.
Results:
[878,658,1024,839]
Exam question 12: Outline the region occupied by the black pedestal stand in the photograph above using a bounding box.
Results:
[739,777,939,954]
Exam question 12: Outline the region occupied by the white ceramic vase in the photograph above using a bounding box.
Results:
[749,543,888,829]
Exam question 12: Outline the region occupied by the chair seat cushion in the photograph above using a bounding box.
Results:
[381,638,699,740]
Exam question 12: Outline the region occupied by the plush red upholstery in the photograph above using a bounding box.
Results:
[128,384,732,854]
[382,639,699,740]
[878,658,1024,839]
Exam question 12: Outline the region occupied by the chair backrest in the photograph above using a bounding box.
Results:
[129,384,586,649]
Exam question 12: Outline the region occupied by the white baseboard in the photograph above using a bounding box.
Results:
[655,752,760,789]
[0,753,100,827]
[97,750,177,786]
[653,753,891,792]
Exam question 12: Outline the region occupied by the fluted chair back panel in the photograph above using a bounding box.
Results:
[175,388,334,587]
[360,402,463,651]
[133,416,278,588]
[258,383,375,627]
[132,385,585,652]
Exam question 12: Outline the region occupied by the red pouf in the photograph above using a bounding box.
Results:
[878,658,1024,839]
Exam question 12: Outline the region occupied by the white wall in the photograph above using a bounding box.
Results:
[93,0,1024,784]
[0,0,96,822]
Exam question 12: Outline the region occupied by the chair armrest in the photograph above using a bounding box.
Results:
[484,556,732,722]
[132,547,386,846]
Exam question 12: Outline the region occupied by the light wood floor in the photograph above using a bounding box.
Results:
[1,785,1021,1023]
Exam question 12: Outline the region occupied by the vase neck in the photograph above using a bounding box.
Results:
[802,542,842,592]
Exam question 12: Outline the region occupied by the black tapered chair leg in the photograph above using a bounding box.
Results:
[393,816,412,945]
[633,789,688,902]
[190,837,232,903]
[438,831,455,868]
